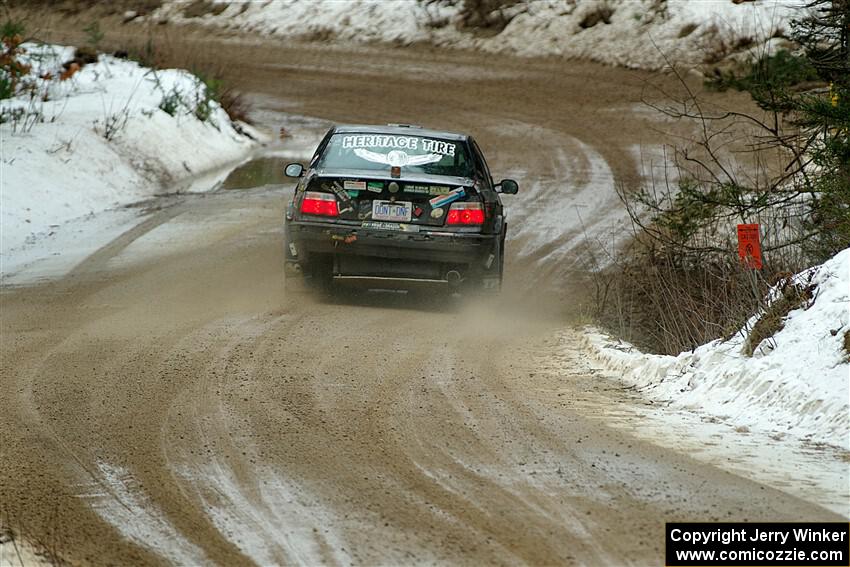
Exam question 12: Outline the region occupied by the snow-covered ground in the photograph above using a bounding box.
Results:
[0,44,260,281]
[153,0,799,70]
[585,248,850,451]
[0,536,51,567]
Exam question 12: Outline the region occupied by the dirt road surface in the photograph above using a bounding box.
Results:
[1,41,843,566]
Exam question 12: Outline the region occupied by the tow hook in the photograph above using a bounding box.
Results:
[331,233,358,245]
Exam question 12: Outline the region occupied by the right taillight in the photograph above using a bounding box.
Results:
[447,202,484,225]
[300,191,338,217]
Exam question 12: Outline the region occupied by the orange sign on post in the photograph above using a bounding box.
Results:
[737,223,762,269]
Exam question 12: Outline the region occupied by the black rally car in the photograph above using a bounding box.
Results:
[283,124,518,293]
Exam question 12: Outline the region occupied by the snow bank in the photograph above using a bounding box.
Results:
[0,44,258,261]
[468,0,797,68]
[155,0,451,45]
[154,0,799,70]
[584,248,850,449]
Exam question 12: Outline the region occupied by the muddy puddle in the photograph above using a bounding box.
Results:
[220,157,289,190]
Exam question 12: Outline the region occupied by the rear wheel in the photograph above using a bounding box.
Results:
[495,227,506,291]
[478,233,504,293]
[306,255,334,295]
[284,260,308,294]
[498,243,505,285]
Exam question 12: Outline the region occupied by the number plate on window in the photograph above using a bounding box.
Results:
[372,200,412,222]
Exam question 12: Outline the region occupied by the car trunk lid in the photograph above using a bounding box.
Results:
[305,171,480,229]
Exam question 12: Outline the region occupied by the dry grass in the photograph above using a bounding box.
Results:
[181,0,227,19]
[743,279,814,356]
[126,36,254,123]
[456,0,521,35]
[589,230,808,356]
[699,24,757,64]
[594,250,749,354]
[218,88,253,125]
[678,23,698,38]
[579,5,614,29]
[589,213,815,356]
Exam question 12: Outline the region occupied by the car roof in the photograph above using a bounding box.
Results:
[332,124,469,142]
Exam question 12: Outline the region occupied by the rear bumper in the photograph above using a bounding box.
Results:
[285,220,501,284]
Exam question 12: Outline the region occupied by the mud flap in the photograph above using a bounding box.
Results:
[479,232,504,293]
[481,277,501,293]
[284,234,309,293]
[284,260,308,293]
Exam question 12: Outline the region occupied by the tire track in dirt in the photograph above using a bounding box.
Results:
[2,42,843,566]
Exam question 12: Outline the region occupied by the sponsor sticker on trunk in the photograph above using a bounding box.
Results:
[405,184,430,194]
[361,221,420,233]
[366,181,383,193]
[404,185,450,196]
[330,182,354,213]
[429,187,465,209]
[344,180,366,191]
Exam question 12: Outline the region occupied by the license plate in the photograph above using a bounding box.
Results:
[372,200,412,222]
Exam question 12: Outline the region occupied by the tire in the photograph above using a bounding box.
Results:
[284,259,309,294]
[306,255,335,295]
[478,231,505,294]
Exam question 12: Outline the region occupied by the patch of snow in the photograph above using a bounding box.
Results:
[541,335,849,516]
[1,43,260,276]
[155,0,800,70]
[584,247,850,450]
[103,190,287,270]
[0,207,144,286]
[498,124,630,279]
[0,534,52,567]
[603,400,850,517]
[511,142,617,258]
[177,462,349,566]
[76,461,208,565]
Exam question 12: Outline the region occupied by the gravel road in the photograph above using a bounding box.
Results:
[1,41,842,566]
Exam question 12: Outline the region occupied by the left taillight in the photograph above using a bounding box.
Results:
[447,202,485,225]
[300,191,338,217]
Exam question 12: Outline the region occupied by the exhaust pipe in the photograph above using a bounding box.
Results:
[446,270,462,287]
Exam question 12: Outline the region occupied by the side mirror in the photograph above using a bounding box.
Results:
[498,179,519,194]
[284,163,304,177]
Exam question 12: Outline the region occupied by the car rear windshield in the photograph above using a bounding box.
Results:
[317,133,472,177]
